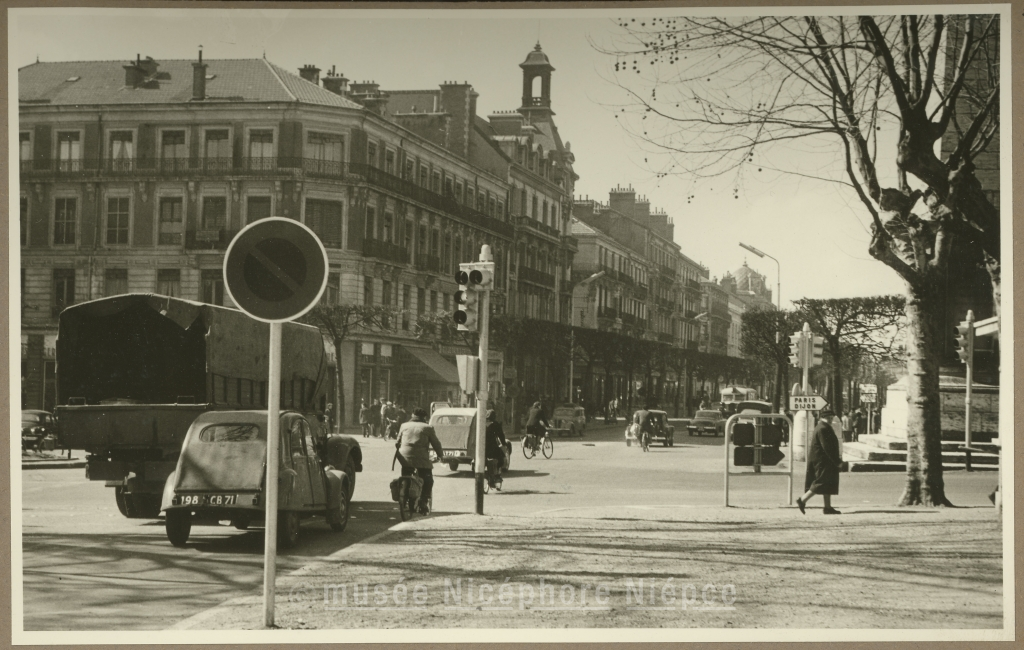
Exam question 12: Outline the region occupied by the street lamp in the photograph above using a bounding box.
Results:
[738,242,780,310]
[569,271,605,404]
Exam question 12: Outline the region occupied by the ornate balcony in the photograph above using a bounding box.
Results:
[517,266,555,288]
[363,238,409,265]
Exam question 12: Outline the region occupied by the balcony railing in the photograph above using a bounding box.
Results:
[363,238,409,265]
[658,264,676,279]
[414,254,441,274]
[185,228,238,250]
[621,312,637,326]
[658,332,674,343]
[21,156,308,179]
[597,306,618,319]
[685,278,702,291]
[514,215,561,240]
[710,303,731,320]
[684,310,699,320]
[350,163,514,238]
[517,266,555,288]
[686,340,699,350]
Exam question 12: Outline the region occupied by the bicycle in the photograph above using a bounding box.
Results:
[640,429,650,452]
[390,453,439,521]
[483,456,504,493]
[522,428,554,459]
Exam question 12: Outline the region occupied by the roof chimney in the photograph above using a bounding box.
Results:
[321,65,349,95]
[123,53,145,87]
[298,64,321,85]
[192,47,207,101]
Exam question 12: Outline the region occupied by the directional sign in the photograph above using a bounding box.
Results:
[223,217,328,323]
[790,395,829,411]
[859,383,878,395]
[860,394,877,404]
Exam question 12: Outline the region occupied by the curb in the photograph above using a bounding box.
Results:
[22,459,86,470]
[170,525,400,630]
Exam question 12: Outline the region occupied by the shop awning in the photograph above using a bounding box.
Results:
[397,346,460,385]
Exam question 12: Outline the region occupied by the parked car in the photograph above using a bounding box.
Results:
[625,410,675,447]
[21,410,57,451]
[551,404,586,437]
[687,410,726,436]
[161,410,361,549]
[428,407,510,472]
[430,401,452,415]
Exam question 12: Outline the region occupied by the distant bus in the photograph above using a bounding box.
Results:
[720,386,758,405]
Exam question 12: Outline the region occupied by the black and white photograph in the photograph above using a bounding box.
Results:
[11,3,1013,643]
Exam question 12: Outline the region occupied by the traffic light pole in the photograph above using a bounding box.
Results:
[963,310,975,471]
[474,246,493,514]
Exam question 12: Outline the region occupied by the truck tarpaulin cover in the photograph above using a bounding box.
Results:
[56,294,326,405]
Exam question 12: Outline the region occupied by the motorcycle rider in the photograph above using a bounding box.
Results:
[395,407,445,514]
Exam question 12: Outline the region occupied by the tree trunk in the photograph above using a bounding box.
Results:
[898,283,952,506]
[773,358,785,412]
[334,341,344,433]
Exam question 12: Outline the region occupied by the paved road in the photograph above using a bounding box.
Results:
[20,421,996,630]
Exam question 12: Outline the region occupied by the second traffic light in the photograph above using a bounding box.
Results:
[789,333,804,368]
[810,335,824,367]
[954,321,973,364]
[453,263,494,332]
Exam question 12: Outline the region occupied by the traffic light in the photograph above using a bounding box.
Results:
[453,270,480,332]
[954,321,973,364]
[732,419,786,467]
[789,333,804,368]
[810,335,824,367]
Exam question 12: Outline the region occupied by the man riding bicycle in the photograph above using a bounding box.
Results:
[525,401,548,452]
[633,406,655,448]
[395,407,445,514]
[485,409,509,488]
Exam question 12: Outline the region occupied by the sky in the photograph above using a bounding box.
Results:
[10,6,923,307]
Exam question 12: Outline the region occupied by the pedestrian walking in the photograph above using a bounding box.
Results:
[854,408,867,438]
[796,407,842,515]
[370,398,382,438]
[359,400,371,437]
[841,410,852,443]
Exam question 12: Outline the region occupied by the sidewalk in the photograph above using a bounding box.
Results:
[21,450,86,470]
[175,503,1002,631]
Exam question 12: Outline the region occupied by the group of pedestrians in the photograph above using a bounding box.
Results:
[359,398,409,439]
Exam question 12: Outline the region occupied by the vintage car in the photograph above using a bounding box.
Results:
[687,409,726,436]
[625,410,675,447]
[551,404,586,437]
[429,407,510,472]
[21,410,58,451]
[161,410,362,549]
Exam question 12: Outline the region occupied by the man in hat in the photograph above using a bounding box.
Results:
[797,406,842,515]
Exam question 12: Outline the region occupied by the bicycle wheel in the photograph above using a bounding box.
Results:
[541,436,554,459]
[641,432,650,452]
[398,478,412,521]
[522,436,536,459]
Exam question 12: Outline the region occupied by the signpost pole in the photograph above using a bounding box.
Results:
[263,321,282,628]
[964,310,975,471]
[474,246,493,515]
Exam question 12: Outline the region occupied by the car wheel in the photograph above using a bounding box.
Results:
[278,510,301,549]
[448,461,459,472]
[132,493,162,519]
[668,437,674,447]
[165,509,191,548]
[114,487,129,518]
[328,481,350,532]
[231,516,250,530]
[626,439,632,447]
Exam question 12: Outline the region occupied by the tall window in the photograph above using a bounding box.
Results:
[246,196,272,224]
[489,197,497,218]
[363,277,374,305]
[367,143,377,167]
[431,171,441,193]
[161,130,186,171]
[109,131,133,171]
[417,225,427,255]
[53,269,75,316]
[456,181,464,203]
[430,229,439,257]
[430,290,438,313]
[403,159,414,181]
[305,199,342,248]
[54,198,77,245]
[404,219,413,251]
[158,197,183,245]
[306,132,343,175]
[326,272,340,305]
[531,195,538,219]
[201,196,227,230]
[19,132,31,165]
[204,130,230,170]
[543,200,548,225]
[401,285,411,330]
[105,268,128,297]
[418,165,428,187]
[20,197,28,246]
[157,269,180,297]
[385,150,395,175]
[201,270,224,305]
[382,213,394,242]
[106,197,130,245]
[417,287,425,315]
[445,177,454,197]
[365,206,376,240]
[248,129,274,169]
[57,132,81,172]
[382,280,392,306]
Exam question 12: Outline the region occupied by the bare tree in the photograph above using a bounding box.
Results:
[794,295,906,414]
[598,14,1000,506]
[302,304,398,431]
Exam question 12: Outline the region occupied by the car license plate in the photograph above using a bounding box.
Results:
[206,494,236,506]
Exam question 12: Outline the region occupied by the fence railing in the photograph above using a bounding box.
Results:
[363,238,410,265]
[517,266,556,288]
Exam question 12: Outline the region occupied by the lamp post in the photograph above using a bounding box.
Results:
[569,271,605,404]
[739,242,782,407]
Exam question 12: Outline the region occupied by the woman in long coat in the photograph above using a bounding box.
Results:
[797,408,842,515]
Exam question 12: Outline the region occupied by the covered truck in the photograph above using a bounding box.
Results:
[55,293,343,518]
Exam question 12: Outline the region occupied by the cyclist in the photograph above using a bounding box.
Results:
[525,401,548,453]
[395,407,445,514]
[484,409,508,488]
[632,405,654,449]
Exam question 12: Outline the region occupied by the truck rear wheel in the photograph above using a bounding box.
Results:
[166,509,191,547]
[132,493,162,518]
[114,487,129,517]
[328,482,350,532]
